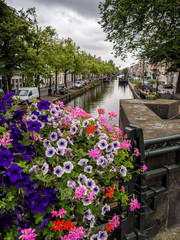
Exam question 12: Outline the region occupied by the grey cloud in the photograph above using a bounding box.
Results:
[33,0,101,19]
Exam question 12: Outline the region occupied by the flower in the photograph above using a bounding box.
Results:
[98,231,108,240]
[98,139,108,150]
[19,228,37,240]
[37,100,50,111]
[53,166,64,178]
[86,124,96,134]
[58,208,67,217]
[45,147,56,158]
[120,165,127,177]
[27,121,41,132]
[50,132,58,141]
[78,158,89,166]
[130,198,140,211]
[63,161,74,173]
[106,188,114,198]
[102,203,110,216]
[84,165,92,173]
[6,164,24,183]
[41,162,49,175]
[0,148,15,167]
[142,164,148,172]
[57,138,68,149]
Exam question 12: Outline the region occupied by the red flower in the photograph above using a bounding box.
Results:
[63,221,75,231]
[106,188,114,198]
[86,124,95,134]
[52,220,64,232]
[105,223,114,232]
[52,220,75,232]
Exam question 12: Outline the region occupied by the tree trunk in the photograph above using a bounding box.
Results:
[175,71,180,94]
[55,70,58,93]
[64,70,67,88]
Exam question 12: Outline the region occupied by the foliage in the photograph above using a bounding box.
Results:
[99,0,180,92]
[134,80,142,87]
[0,94,145,239]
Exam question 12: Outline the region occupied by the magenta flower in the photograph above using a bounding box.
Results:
[142,164,148,172]
[130,198,140,211]
[134,148,141,156]
[74,186,87,200]
[19,228,37,240]
[58,208,67,217]
[87,148,102,159]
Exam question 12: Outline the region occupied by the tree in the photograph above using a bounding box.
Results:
[22,8,57,97]
[0,1,30,93]
[99,0,180,92]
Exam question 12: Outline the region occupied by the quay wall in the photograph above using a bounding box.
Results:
[119,97,180,233]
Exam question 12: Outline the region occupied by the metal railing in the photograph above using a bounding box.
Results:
[111,125,180,240]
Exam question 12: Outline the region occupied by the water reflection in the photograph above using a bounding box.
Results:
[66,79,134,125]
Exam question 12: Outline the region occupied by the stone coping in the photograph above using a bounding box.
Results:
[120,99,180,139]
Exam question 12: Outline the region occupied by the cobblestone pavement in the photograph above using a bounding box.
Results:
[154,226,180,240]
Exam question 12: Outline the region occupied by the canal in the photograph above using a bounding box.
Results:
[66,78,134,125]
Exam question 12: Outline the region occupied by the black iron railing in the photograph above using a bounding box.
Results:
[111,125,180,240]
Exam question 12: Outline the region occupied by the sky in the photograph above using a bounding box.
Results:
[5,0,136,69]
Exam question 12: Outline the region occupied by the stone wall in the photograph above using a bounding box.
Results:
[119,98,180,232]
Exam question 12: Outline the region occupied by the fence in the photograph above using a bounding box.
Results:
[111,125,180,240]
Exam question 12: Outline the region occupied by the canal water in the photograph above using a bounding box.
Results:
[66,78,134,125]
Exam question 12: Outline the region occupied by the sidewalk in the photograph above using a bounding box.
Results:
[154,225,180,240]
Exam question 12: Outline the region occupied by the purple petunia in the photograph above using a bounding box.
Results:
[78,159,89,166]
[97,156,108,168]
[63,161,74,173]
[41,162,49,175]
[98,140,108,150]
[86,178,95,190]
[90,215,95,228]
[45,147,55,158]
[101,203,110,216]
[57,138,67,149]
[29,165,38,174]
[93,185,100,195]
[53,166,64,178]
[120,165,127,177]
[84,166,93,173]
[98,231,108,240]
[67,179,76,188]
[82,120,89,127]
[83,209,92,221]
[27,121,42,132]
[6,164,24,183]
[43,139,51,148]
[83,198,91,206]
[56,148,65,156]
[106,143,114,152]
[70,125,78,135]
[37,100,50,111]
[90,234,98,240]
[78,174,87,185]
[50,108,57,115]
[0,148,15,167]
[50,132,58,141]
[113,141,120,150]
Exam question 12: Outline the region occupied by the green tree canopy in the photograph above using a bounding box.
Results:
[99,0,180,91]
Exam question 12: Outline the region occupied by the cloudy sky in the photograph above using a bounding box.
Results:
[5,0,136,68]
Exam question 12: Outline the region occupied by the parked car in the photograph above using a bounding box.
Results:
[140,82,155,92]
[74,81,83,88]
[0,88,5,100]
[163,82,173,88]
[14,87,39,102]
[54,86,68,95]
